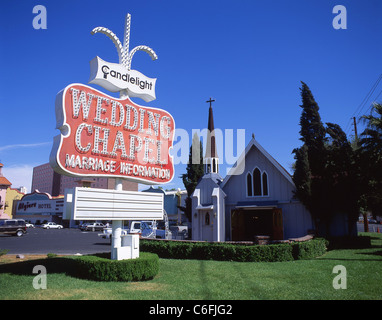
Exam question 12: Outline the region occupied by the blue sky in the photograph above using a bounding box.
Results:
[1,0,382,193]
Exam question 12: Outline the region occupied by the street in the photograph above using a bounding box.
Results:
[357,222,381,233]
[0,227,111,255]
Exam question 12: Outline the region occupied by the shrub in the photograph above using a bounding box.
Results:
[140,240,297,262]
[0,249,9,257]
[71,252,159,281]
[292,238,328,260]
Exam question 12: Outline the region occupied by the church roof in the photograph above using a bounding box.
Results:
[221,136,294,188]
[205,103,218,158]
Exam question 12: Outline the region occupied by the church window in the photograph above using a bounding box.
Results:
[246,173,253,196]
[205,212,210,225]
[253,168,261,196]
[262,172,268,196]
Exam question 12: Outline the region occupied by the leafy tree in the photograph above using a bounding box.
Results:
[325,122,361,234]
[180,133,204,222]
[359,103,382,221]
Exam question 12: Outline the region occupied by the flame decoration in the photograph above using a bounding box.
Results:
[91,14,158,71]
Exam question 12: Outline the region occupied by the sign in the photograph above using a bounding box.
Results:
[89,56,157,102]
[16,199,63,215]
[64,187,163,220]
[50,83,175,184]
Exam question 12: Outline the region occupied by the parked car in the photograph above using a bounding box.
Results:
[0,219,27,236]
[42,222,63,229]
[82,222,105,232]
[26,223,35,228]
[368,218,378,224]
[79,223,90,231]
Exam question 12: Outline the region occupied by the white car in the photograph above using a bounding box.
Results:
[26,223,35,228]
[42,222,63,229]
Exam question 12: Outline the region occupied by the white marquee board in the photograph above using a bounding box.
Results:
[64,187,163,220]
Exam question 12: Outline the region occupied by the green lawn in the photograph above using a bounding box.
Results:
[0,233,381,300]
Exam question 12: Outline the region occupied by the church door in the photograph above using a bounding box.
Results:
[201,211,214,241]
[272,208,283,240]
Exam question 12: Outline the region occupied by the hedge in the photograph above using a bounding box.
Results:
[70,252,159,281]
[140,238,328,262]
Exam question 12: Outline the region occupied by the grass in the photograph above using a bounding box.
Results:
[0,233,381,300]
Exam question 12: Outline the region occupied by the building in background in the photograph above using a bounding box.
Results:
[4,187,25,219]
[13,190,64,225]
[32,163,138,196]
[142,186,187,224]
[0,163,12,219]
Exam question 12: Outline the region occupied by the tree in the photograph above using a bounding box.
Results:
[181,133,204,222]
[359,103,382,222]
[293,83,364,236]
[325,122,361,234]
[293,82,329,234]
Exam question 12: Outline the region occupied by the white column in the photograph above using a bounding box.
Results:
[111,178,123,260]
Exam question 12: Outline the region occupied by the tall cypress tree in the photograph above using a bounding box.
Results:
[181,133,204,222]
[293,82,328,234]
[298,82,327,175]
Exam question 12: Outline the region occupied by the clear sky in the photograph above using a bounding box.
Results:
[1,0,382,193]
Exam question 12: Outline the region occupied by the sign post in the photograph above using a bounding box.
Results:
[51,14,174,260]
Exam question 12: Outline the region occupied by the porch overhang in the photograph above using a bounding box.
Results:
[235,200,278,210]
[196,204,214,210]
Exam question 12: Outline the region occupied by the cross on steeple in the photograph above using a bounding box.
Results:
[206,97,215,108]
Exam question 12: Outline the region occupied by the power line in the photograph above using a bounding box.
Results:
[352,73,382,119]
[346,73,382,136]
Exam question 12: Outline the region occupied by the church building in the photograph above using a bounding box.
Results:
[191,101,314,242]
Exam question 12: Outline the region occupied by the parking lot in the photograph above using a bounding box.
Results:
[0,227,111,255]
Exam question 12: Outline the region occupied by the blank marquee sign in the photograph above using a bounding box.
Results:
[64,187,163,221]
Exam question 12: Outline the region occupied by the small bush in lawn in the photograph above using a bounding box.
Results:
[72,252,159,282]
[0,249,9,257]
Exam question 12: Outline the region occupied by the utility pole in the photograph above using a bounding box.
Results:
[353,117,358,140]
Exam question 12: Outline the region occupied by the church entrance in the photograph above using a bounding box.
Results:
[231,208,283,241]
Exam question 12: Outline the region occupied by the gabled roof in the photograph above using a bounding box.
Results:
[221,137,294,188]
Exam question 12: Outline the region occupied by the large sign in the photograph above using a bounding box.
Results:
[16,199,63,215]
[89,56,157,102]
[50,83,175,184]
[65,187,163,220]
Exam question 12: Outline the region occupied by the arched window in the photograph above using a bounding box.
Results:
[253,168,261,196]
[262,172,268,196]
[205,212,210,225]
[247,173,253,196]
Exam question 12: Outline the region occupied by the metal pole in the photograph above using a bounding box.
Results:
[111,178,123,260]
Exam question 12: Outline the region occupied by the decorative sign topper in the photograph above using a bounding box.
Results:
[50,14,175,184]
[89,14,158,102]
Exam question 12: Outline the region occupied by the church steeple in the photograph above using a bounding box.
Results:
[205,98,219,174]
